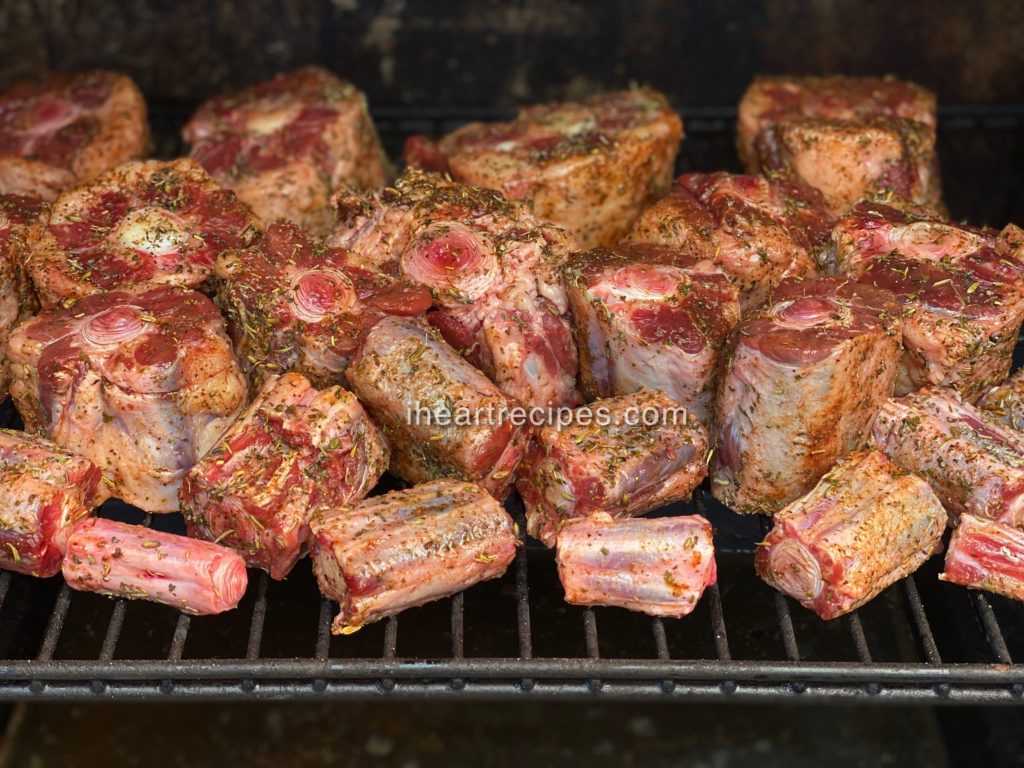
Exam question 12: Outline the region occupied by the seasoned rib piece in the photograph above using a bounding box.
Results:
[0,429,105,577]
[0,194,47,396]
[712,277,901,514]
[405,89,682,249]
[834,203,1024,399]
[181,372,388,580]
[216,222,432,386]
[26,158,262,307]
[626,172,830,310]
[0,70,148,200]
[872,387,1024,528]
[555,512,716,618]
[63,518,248,615]
[516,389,708,546]
[331,168,579,406]
[755,450,945,620]
[184,67,389,236]
[941,514,1024,602]
[311,479,517,633]
[738,76,937,172]
[563,243,740,424]
[979,368,1024,431]
[8,285,246,513]
[345,316,527,499]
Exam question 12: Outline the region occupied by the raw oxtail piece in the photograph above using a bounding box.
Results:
[0,70,149,200]
[0,193,47,396]
[516,388,708,547]
[310,479,517,634]
[63,518,248,615]
[555,512,717,618]
[25,158,262,307]
[834,203,1024,400]
[755,450,946,620]
[216,222,432,386]
[711,277,901,514]
[330,168,580,407]
[941,514,1024,602]
[979,368,1024,431]
[405,88,682,249]
[8,285,247,513]
[626,171,832,311]
[181,372,389,580]
[184,67,389,236]
[345,316,527,499]
[872,387,1024,528]
[0,429,106,577]
[563,242,740,425]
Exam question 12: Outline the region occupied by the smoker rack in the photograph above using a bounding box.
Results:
[1,105,1023,703]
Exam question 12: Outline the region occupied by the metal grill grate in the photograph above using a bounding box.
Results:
[1,106,1024,702]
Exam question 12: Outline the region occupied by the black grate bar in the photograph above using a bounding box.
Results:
[315,598,332,661]
[0,571,10,614]
[707,583,732,662]
[848,613,873,663]
[514,545,533,660]
[36,583,72,662]
[383,616,398,659]
[972,593,1013,665]
[652,618,670,661]
[582,609,600,659]
[903,576,942,664]
[98,514,151,662]
[167,614,190,662]
[450,591,464,660]
[246,572,269,661]
[760,518,800,661]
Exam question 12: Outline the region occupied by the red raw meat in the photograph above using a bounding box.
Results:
[216,222,432,386]
[0,193,47,396]
[181,372,389,580]
[941,514,1024,602]
[0,70,149,200]
[8,285,247,513]
[311,479,517,633]
[63,518,248,615]
[555,512,717,618]
[0,429,106,577]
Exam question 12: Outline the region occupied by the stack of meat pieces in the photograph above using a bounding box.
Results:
[0,194,46,396]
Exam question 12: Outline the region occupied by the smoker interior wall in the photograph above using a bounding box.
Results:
[2,0,1023,106]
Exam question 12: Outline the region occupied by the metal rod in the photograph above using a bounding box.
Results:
[168,614,190,662]
[903,576,942,664]
[315,598,332,661]
[246,572,268,661]
[848,613,873,663]
[382,617,398,659]
[0,571,10,615]
[972,593,1013,665]
[514,545,532,660]
[36,584,72,662]
[582,609,600,659]
[652,618,670,661]
[98,602,127,662]
[450,591,464,660]
[707,583,731,662]
[761,518,799,662]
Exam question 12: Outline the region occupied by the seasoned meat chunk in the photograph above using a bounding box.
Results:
[516,389,708,546]
[311,479,517,633]
[941,514,1024,602]
[26,159,262,307]
[979,368,1024,431]
[739,75,939,215]
[405,89,682,248]
[0,193,47,396]
[555,512,716,618]
[872,387,1024,528]
[834,203,1024,399]
[345,316,528,499]
[216,222,432,386]
[756,450,945,620]
[331,168,579,406]
[563,243,740,424]
[0,70,149,200]
[712,277,901,514]
[627,172,830,310]
[184,67,389,236]
[63,518,248,615]
[8,285,247,512]
[0,429,105,577]
[181,373,388,579]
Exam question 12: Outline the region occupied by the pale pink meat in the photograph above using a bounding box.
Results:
[7,285,247,513]
[330,168,580,408]
[555,512,716,618]
[871,387,1024,528]
[0,193,47,396]
[63,518,248,615]
[979,368,1024,431]
[311,479,517,633]
[711,277,902,514]
[0,70,149,200]
[516,388,708,546]
[405,89,682,249]
[0,429,106,577]
[940,514,1024,602]
[755,450,945,620]
[180,372,389,580]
